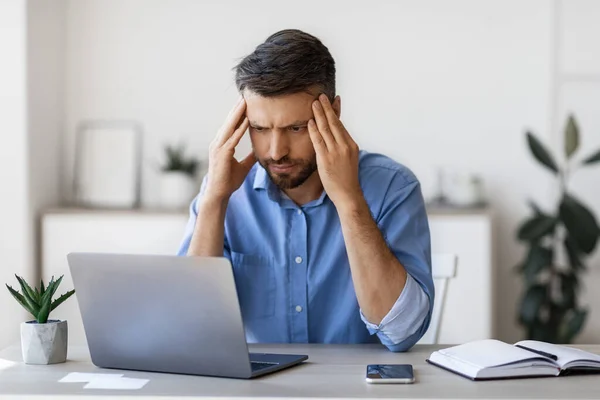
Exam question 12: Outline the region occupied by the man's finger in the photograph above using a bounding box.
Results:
[225,117,249,149]
[239,151,257,172]
[215,98,246,146]
[227,96,242,118]
[312,100,335,149]
[318,94,347,144]
[308,119,327,154]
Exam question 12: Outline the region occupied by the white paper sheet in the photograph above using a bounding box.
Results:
[59,372,124,383]
[83,377,149,390]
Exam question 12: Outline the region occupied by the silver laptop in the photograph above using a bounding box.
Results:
[67,252,308,379]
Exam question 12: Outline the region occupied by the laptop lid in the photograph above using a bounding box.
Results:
[67,252,254,378]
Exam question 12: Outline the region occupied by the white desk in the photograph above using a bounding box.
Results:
[1,343,598,399]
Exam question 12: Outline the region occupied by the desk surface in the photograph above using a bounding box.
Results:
[1,343,599,400]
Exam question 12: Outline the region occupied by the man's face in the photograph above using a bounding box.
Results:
[243,89,324,190]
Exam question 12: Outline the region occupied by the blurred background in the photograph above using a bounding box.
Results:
[1,0,599,349]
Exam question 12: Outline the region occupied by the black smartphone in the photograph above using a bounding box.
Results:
[365,364,415,384]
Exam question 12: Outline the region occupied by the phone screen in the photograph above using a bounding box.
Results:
[366,364,414,380]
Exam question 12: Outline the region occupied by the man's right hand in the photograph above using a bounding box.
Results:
[204,97,256,201]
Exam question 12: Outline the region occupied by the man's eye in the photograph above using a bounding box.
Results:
[289,126,305,132]
[252,127,264,132]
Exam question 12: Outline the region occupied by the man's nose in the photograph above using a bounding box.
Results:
[269,131,289,161]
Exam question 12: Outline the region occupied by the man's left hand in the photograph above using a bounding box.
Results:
[308,94,363,210]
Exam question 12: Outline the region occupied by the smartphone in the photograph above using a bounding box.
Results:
[365,364,415,384]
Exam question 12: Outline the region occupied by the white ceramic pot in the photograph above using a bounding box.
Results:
[21,320,68,364]
[159,171,198,210]
[447,174,485,207]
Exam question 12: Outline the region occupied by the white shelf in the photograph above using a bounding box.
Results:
[41,205,492,218]
[559,74,600,83]
[41,206,188,216]
[41,206,494,346]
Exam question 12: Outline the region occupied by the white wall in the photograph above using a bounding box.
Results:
[0,0,66,349]
[61,0,599,343]
[27,0,66,270]
[0,0,29,349]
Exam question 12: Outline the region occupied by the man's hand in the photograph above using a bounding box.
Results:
[205,97,256,201]
[308,94,407,325]
[308,94,362,210]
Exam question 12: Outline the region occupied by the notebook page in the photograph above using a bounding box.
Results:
[516,340,600,368]
[437,339,551,369]
[428,350,482,378]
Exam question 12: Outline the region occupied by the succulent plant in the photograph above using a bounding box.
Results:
[6,275,75,324]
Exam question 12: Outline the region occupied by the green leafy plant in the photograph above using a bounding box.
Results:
[160,142,199,178]
[516,114,600,343]
[5,275,75,324]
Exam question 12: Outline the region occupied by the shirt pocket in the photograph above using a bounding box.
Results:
[230,251,276,320]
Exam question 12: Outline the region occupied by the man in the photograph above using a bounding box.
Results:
[177,29,434,352]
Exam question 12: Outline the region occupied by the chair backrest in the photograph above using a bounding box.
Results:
[417,253,458,345]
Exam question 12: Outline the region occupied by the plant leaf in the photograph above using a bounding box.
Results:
[517,215,556,241]
[14,275,40,308]
[37,299,51,324]
[545,303,568,343]
[5,284,36,317]
[527,200,543,215]
[568,308,587,340]
[39,275,63,323]
[40,280,45,296]
[519,284,547,324]
[564,236,585,271]
[559,309,587,343]
[558,272,578,309]
[582,148,600,165]
[559,194,600,254]
[564,114,579,159]
[41,276,59,304]
[526,131,559,174]
[522,245,553,283]
[14,276,40,316]
[528,320,554,342]
[50,290,75,312]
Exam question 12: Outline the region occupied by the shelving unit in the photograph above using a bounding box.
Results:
[40,206,494,346]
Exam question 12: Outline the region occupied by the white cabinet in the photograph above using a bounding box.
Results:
[41,207,493,346]
[41,209,189,346]
[428,210,494,343]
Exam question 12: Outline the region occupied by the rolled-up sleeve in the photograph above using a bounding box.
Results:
[360,273,429,350]
[176,193,200,256]
[361,173,435,352]
[176,175,231,260]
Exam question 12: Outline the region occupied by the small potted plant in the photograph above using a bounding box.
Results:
[6,275,75,364]
[158,141,201,209]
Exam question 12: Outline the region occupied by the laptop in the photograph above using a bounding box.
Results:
[67,252,308,379]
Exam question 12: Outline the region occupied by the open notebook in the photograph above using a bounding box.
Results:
[426,339,600,381]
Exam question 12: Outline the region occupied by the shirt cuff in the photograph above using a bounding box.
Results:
[360,272,430,345]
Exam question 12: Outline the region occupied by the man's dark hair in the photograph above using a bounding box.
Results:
[234,29,336,101]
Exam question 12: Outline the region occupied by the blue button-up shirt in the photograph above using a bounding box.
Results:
[177,151,434,352]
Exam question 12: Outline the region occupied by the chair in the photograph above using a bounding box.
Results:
[417,253,458,345]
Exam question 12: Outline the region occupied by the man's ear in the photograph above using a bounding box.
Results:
[332,95,341,118]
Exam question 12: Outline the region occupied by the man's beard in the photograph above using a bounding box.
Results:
[259,155,318,190]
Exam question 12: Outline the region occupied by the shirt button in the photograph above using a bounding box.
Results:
[295,305,303,312]
[297,209,302,215]
[295,256,303,264]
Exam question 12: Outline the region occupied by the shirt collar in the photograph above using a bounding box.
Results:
[253,164,284,204]
[252,163,328,208]
[253,164,270,191]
